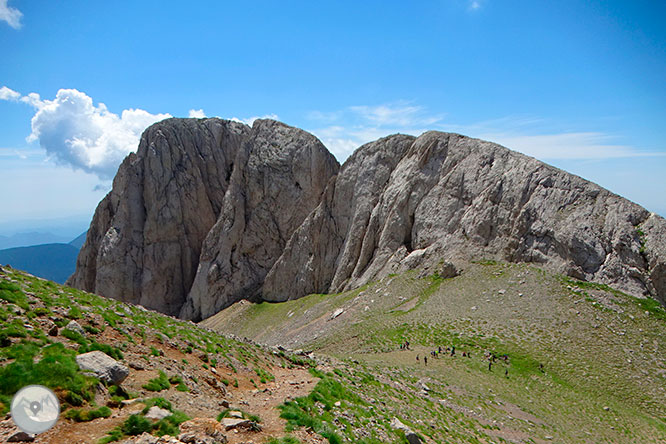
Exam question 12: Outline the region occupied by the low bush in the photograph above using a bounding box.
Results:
[142,370,170,392]
[65,405,112,422]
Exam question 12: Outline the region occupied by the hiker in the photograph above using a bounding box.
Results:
[451,346,455,357]
[489,361,492,371]
[438,346,442,354]
[467,351,471,358]
[505,368,509,377]
[424,356,428,366]
[416,354,419,362]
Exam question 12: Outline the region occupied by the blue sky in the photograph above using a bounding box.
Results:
[1,0,665,235]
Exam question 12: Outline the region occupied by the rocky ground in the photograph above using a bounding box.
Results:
[2,260,666,443]
[204,261,666,443]
[0,266,328,444]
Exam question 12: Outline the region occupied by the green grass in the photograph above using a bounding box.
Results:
[255,367,275,383]
[0,280,29,310]
[142,370,170,392]
[141,397,172,413]
[278,371,366,444]
[65,405,112,422]
[0,342,97,414]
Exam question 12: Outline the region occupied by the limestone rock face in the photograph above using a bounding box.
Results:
[263,131,666,306]
[68,118,338,318]
[179,120,339,320]
[70,120,666,319]
[68,118,249,315]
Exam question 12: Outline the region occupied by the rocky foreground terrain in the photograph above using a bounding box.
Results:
[68,118,665,322]
[3,260,666,443]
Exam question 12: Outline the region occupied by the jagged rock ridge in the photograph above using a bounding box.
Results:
[69,119,666,320]
[68,118,339,317]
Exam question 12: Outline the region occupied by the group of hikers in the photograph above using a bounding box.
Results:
[409,343,512,377]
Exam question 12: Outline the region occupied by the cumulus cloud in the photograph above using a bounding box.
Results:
[188,108,206,118]
[0,86,20,101]
[2,86,171,179]
[230,113,279,126]
[0,0,21,29]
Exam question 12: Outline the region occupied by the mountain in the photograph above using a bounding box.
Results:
[0,232,72,250]
[69,118,666,321]
[68,231,88,249]
[0,243,79,283]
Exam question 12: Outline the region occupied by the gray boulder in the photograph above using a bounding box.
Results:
[76,351,129,384]
[144,406,171,420]
[65,320,85,336]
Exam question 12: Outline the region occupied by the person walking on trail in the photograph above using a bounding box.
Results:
[451,346,455,357]
[424,356,428,366]
[488,360,492,371]
[505,368,509,377]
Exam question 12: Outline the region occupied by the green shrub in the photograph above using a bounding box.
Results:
[61,328,87,345]
[65,406,112,422]
[142,370,170,392]
[122,414,153,435]
[33,307,51,316]
[154,410,190,437]
[150,346,161,357]
[83,325,101,334]
[79,341,123,361]
[0,343,96,415]
[141,397,172,414]
[67,306,82,319]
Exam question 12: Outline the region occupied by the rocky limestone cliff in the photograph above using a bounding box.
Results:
[68,118,339,316]
[70,119,666,320]
[264,131,666,307]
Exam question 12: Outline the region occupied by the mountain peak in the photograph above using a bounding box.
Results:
[68,118,666,320]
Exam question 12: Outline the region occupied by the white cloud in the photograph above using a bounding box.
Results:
[2,86,171,179]
[468,1,482,11]
[0,86,20,101]
[230,113,279,126]
[0,0,22,29]
[306,104,665,164]
[188,108,206,118]
[307,102,445,161]
[349,102,443,127]
[480,132,666,160]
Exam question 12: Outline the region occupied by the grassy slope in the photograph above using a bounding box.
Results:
[0,266,320,444]
[203,262,666,444]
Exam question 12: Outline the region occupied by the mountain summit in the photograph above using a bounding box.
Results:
[68,118,666,320]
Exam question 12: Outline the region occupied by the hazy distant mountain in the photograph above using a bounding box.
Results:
[68,231,88,249]
[0,243,78,283]
[0,232,72,250]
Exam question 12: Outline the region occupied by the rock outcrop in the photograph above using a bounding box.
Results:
[70,119,666,320]
[264,131,666,305]
[68,118,338,317]
[76,350,129,384]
